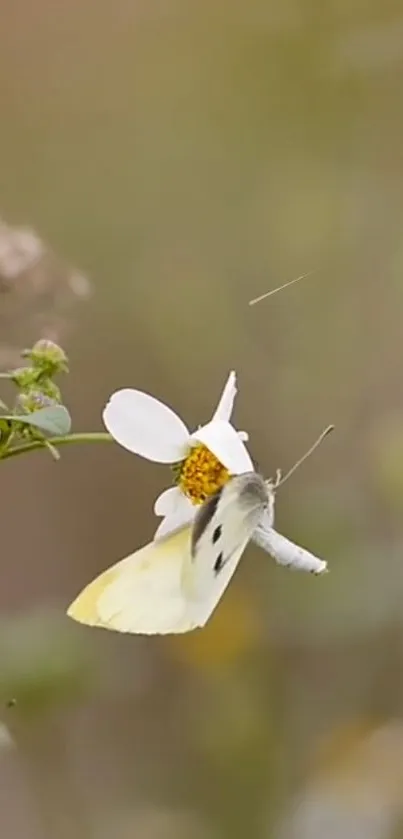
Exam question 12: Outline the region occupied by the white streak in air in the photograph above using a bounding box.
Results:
[248,271,314,307]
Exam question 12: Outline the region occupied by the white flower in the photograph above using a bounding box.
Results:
[103,371,253,539]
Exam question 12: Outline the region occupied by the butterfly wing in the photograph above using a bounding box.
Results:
[67,527,199,635]
[67,473,269,636]
[182,472,269,627]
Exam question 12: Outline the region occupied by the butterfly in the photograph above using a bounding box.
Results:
[67,472,271,635]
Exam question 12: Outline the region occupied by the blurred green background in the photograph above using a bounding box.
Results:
[2,1,403,837]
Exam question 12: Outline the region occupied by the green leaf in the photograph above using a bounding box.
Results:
[2,406,72,436]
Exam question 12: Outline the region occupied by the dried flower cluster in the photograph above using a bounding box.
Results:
[0,218,91,370]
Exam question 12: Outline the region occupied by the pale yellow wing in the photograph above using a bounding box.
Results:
[67,527,200,635]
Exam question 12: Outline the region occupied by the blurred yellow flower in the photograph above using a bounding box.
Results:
[166,585,262,669]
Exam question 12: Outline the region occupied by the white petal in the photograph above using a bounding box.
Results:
[154,486,183,516]
[191,419,254,474]
[238,430,249,442]
[211,371,237,422]
[252,526,328,575]
[103,389,189,463]
[154,495,196,540]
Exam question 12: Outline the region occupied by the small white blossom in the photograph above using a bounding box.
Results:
[103,371,253,538]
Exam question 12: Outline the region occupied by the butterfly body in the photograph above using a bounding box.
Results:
[182,473,270,627]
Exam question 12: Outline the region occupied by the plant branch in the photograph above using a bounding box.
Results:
[0,432,112,460]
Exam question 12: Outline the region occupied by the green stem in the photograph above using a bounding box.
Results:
[0,432,112,460]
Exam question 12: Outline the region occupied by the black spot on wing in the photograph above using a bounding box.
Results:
[212,525,222,544]
[191,486,223,558]
[214,552,224,574]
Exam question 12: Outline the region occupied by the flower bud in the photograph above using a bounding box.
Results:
[38,379,62,402]
[17,391,57,414]
[24,340,68,374]
[12,366,40,389]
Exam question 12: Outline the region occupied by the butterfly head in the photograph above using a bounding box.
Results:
[235,471,270,510]
[191,471,271,559]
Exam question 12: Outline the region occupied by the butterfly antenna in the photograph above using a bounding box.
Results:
[273,424,334,489]
[248,271,314,307]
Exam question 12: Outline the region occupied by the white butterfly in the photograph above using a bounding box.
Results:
[67,471,327,636]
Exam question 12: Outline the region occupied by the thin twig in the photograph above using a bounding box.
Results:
[0,432,113,460]
[44,440,61,461]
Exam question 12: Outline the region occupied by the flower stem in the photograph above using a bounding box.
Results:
[0,431,112,460]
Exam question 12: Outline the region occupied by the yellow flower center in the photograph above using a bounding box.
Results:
[178,443,230,504]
